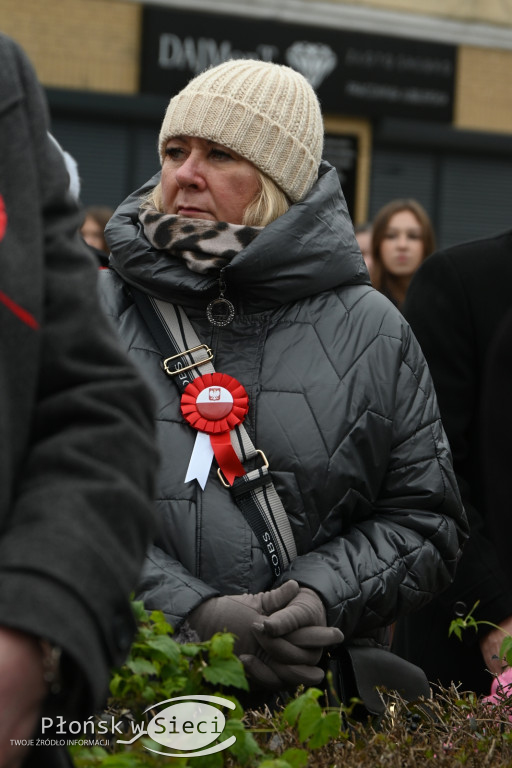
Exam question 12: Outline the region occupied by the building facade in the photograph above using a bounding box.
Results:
[3,0,512,247]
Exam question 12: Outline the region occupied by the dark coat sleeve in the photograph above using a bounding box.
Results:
[137,544,220,629]
[0,34,158,716]
[402,251,512,632]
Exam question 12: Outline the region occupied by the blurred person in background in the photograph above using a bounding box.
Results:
[98,58,466,705]
[392,228,512,696]
[81,205,114,266]
[483,305,512,588]
[371,199,436,309]
[0,33,157,768]
[354,221,373,280]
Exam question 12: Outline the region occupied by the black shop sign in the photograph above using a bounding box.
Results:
[141,6,456,122]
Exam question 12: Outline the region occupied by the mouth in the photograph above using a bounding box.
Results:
[177,206,212,219]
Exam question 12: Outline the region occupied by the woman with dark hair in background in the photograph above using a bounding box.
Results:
[371,199,436,309]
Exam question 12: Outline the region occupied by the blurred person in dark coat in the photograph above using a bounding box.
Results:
[482,306,512,591]
[0,32,158,768]
[393,228,512,695]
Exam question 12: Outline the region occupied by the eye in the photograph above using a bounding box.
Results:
[209,147,232,161]
[165,146,185,160]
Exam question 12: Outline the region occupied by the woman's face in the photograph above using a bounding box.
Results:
[379,210,424,278]
[161,136,261,225]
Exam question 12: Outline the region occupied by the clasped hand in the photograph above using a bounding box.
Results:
[0,627,48,768]
[188,580,344,690]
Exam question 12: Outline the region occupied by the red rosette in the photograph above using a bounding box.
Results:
[180,373,249,434]
[180,373,249,486]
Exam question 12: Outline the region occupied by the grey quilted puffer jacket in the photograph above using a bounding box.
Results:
[100,161,468,641]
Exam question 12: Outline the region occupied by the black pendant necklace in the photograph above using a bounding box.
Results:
[206,275,235,327]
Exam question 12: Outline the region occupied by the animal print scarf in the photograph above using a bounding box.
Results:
[140,207,262,274]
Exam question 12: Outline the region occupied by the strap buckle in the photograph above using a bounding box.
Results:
[163,345,213,376]
[217,449,269,488]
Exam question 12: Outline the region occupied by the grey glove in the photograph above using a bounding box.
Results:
[187,580,300,655]
[240,651,326,690]
[252,623,344,666]
[254,586,327,636]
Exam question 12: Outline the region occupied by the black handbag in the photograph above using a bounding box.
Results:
[324,644,431,720]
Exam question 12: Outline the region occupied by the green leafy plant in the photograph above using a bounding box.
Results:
[449,600,512,667]
[70,602,257,767]
[69,602,512,767]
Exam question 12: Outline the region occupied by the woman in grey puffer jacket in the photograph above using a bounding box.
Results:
[100,59,467,694]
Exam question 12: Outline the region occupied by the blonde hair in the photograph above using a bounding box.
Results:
[142,169,290,228]
[244,171,290,227]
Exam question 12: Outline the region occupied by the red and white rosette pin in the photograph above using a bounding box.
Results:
[181,373,249,489]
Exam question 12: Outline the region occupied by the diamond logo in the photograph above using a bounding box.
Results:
[285,42,338,88]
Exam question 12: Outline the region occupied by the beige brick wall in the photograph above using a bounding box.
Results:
[2,0,511,135]
[1,0,141,93]
[455,46,512,133]
[317,0,512,26]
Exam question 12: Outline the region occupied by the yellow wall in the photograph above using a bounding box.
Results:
[1,0,141,93]
[316,0,512,26]
[2,0,512,134]
[456,46,512,133]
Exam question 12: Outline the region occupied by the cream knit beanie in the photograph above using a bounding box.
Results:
[158,59,324,203]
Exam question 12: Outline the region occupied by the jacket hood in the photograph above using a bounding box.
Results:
[106,161,370,313]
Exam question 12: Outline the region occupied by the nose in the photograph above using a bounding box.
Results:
[175,153,206,189]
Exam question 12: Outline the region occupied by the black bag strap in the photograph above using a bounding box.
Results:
[131,287,297,579]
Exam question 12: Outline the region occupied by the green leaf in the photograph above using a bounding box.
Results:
[97,754,147,767]
[110,673,124,697]
[128,674,145,693]
[297,698,323,742]
[307,710,342,749]
[146,635,181,663]
[142,684,158,701]
[202,657,249,690]
[69,744,110,765]
[282,696,304,728]
[189,749,223,768]
[224,718,261,762]
[209,632,236,658]
[148,609,174,635]
[448,620,462,640]
[179,643,202,657]
[282,688,321,728]
[500,636,512,666]
[131,601,149,624]
[280,748,309,768]
[126,658,159,677]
